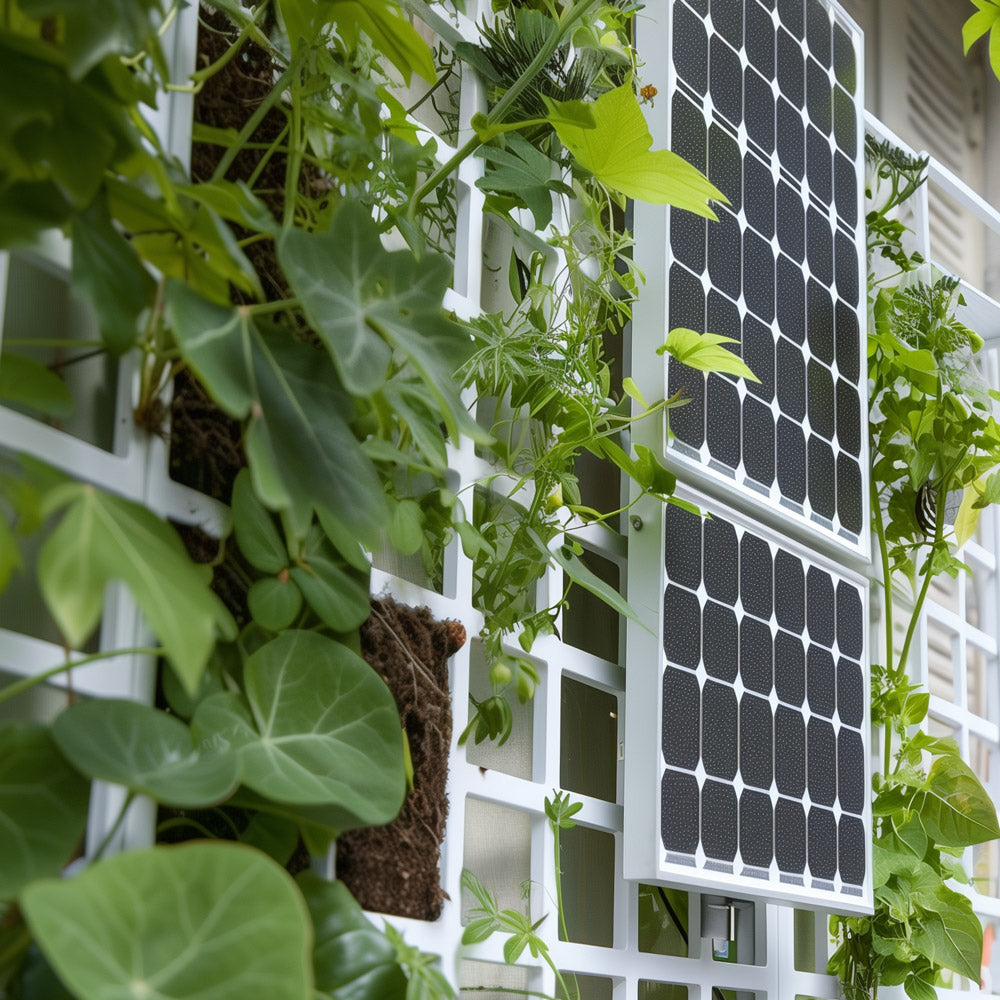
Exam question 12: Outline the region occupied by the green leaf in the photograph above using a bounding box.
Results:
[248,576,304,631]
[332,0,436,84]
[297,873,408,1000]
[165,280,388,545]
[191,630,405,830]
[0,510,22,592]
[551,541,644,626]
[545,84,726,215]
[22,843,313,1000]
[909,885,983,981]
[0,722,89,901]
[277,201,475,439]
[904,972,938,1000]
[476,134,557,230]
[232,468,288,574]
[290,526,370,632]
[658,328,761,382]
[38,483,236,695]
[0,353,73,419]
[238,812,299,866]
[386,497,425,556]
[953,480,984,549]
[51,699,240,808]
[911,754,1000,846]
[71,195,155,354]
[19,0,167,79]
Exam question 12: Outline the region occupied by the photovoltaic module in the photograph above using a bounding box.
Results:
[624,0,872,912]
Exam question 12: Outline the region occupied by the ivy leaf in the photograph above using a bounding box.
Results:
[22,843,313,1000]
[298,873,408,1000]
[658,328,760,382]
[165,280,388,545]
[278,200,477,440]
[0,722,89,901]
[0,353,73,419]
[38,482,236,695]
[191,630,405,830]
[964,0,1000,80]
[477,134,557,230]
[51,699,240,808]
[544,84,726,216]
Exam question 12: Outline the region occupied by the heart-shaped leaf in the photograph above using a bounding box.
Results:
[0,722,89,901]
[21,843,313,1000]
[191,630,405,830]
[297,872,407,1000]
[37,482,236,695]
[51,699,240,808]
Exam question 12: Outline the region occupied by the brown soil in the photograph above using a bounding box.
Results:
[336,597,465,920]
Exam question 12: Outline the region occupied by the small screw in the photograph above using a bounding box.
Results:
[631,515,643,531]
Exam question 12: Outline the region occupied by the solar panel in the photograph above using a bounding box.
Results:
[663,0,867,553]
[624,490,871,911]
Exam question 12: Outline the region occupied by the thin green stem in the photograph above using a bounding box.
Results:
[406,0,602,220]
[240,296,300,316]
[92,791,136,862]
[245,123,291,189]
[0,647,163,707]
[211,50,304,183]
[282,58,304,230]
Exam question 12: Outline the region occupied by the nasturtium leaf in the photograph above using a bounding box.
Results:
[477,134,558,229]
[249,576,304,631]
[545,84,726,216]
[297,873,408,1000]
[0,353,73,419]
[165,280,388,545]
[0,722,89,901]
[71,196,154,354]
[232,468,287,573]
[37,483,236,695]
[911,754,1000,846]
[21,843,313,1000]
[191,630,405,829]
[277,200,475,437]
[658,328,761,382]
[51,699,240,808]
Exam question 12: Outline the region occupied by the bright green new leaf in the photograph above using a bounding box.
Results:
[297,873,408,1000]
[911,753,1000,847]
[278,201,476,439]
[0,353,73,419]
[964,0,1000,80]
[51,699,240,807]
[22,843,313,1000]
[232,468,287,574]
[387,497,425,556]
[953,480,984,549]
[165,280,388,545]
[71,196,155,354]
[0,722,89,901]
[191,630,405,829]
[658,328,761,382]
[904,972,938,1000]
[38,483,235,694]
[545,84,726,216]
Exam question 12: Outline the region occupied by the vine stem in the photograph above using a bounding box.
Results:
[405,0,603,221]
[0,647,163,707]
[92,791,137,862]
